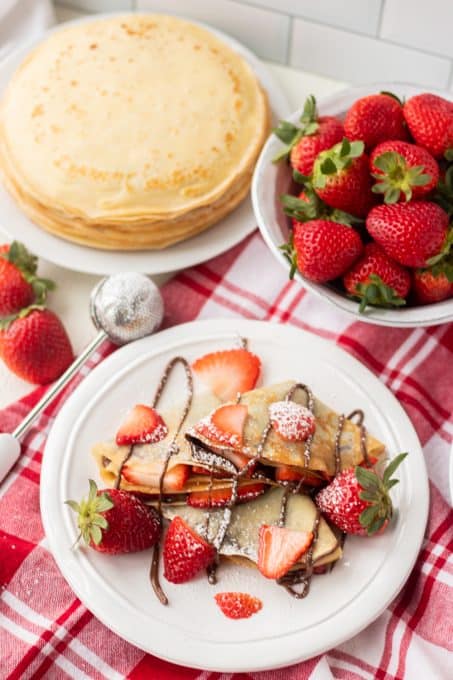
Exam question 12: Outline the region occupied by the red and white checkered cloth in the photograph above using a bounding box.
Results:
[1,231,452,680]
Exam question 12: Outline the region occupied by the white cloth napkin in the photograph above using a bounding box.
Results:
[0,0,55,61]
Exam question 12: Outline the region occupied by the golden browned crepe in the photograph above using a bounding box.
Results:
[0,14,269,250]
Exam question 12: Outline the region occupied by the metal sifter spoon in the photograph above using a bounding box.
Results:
[0,272,164,482]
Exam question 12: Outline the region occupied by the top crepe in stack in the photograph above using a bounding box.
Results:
[0,15,270,250]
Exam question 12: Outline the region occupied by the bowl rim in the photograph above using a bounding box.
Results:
[252,81,453,328]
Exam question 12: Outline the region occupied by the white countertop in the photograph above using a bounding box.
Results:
[0,6,346,409]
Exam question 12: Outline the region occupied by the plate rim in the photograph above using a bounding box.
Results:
[40,319,429,672]
[0,12,290,276]
[252,81,453,328]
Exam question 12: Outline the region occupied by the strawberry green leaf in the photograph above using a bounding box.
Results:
[355,465,380,491]
[65,500,81,513]
[320,158,337,175]
[444,148,453,162]
[382,452,408,486]
[293,169,311,185]
[367,516,386,536]
[354,275,406,313]
[359,490,380,503]
[359,505,379,527]
[90,525,103,546]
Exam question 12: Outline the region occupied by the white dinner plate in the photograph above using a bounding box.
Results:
[0,14,289,276]
[41,319,428,672]
[252,82,453,327]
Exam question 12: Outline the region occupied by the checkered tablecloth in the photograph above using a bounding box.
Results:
[1,231,452,679]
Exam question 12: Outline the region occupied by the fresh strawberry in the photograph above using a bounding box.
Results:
[163,516,216,583]
[192,348,261,401]
[273,95,344,176]
[194,403,248,449]
[116,405,168,446]
[312,139,375,218]
[344,92,407,150]
[187,482,265,508]
[343,243,411,312]
[258,525,313,579]
[269,400,315,442]
[283,219,363,283]
[281,186,363,230]
[316,453,407,536]
[0,308,73,384]
[191,465,229,478]
[214,592,262,619]
[122,463,189,492]
[370,140,439,203]
[413,268,453,304]
[274,465,325,487]
[0,241,54,316]
[403,93,453,158]
[65,479,161,554]
[366,201,449,268]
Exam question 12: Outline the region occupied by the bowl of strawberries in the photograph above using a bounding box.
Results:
[252,83,453,326]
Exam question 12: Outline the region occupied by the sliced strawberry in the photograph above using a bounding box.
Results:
[192,349,261,401]
[191,465,230,478]
[188,482,266,508]
[194,403,248,449]
[269,401,316,442]
[122,463,189,492]
[274,465,324,487]
[116,405,168,446]
[214,592,262,620]
[257,525,313,579]
[163,516,216,583]
[225,450,255,474]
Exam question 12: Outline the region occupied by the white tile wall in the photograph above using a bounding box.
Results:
[57,0,453,89]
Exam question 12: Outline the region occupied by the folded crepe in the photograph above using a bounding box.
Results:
[163,487,342,569]
[187,381,385,478]
[93,380,385,495]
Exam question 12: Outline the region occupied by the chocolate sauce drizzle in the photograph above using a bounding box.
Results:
[334,414,346,476]
[347,408,369,466]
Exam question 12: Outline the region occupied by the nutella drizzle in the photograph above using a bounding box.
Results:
[334,414,346,476]
[347,408,369,466]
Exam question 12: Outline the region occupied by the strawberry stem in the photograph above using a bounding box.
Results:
[352,274,407,313]
[356,452,407,535]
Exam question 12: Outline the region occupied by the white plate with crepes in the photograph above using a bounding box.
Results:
[0,14,289,276]
[40,319,429,672]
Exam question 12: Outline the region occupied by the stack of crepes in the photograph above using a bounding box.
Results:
[0,14,269,250]
[93,378,386,574]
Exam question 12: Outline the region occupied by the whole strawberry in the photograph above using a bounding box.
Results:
[316,453,407,536]
[66,479,161,553]
[163,516,216,583]
[370,141,439,203]
[273,95,344,175]
[283,219,363,283]
[366,201,449,268]
[0,308,73,384]
[344,92,407,150]
[343,243,411,312]
[413,268,453,304]
[403,93,453,158]
[0,241,54,316]
[312,138,375,218]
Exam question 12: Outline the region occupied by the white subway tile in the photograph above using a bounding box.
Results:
[381,0,453,59]
[289,19,451,89]
[245,0,382,36]
[136,0,290,63]
[59,0,133,11]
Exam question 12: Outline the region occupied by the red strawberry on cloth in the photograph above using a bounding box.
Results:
[273,95,344,176]
[344,92,407,149]
[258,525,313,579]
[163,516,216,583]
[0,307,73,384]
[65,479,161,553]
[403,93,453,159]
[312,138,375,218]
[192,348,261,401]
[366,201,450,268]
[370,140,439,203]
[316,453,407,536]
[343,242,411,312]
[0,241,55,316]
[116,405,168,446]
[283,218,363,283]
[214,592,263,619]
[413,268,453,304]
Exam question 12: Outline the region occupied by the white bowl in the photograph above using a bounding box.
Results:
[252,82,453,327]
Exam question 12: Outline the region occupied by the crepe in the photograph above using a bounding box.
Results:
[187,381,385,477]
[0,14,269,250]
[163,487,342,568]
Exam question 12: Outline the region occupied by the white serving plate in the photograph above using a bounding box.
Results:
[252,83,453,327]
[0,13,289,276]
[41,319,428,672]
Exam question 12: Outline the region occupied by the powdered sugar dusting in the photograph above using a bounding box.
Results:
[193,414,241,448]
[141,422,168,444]
[269,401,315,442]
